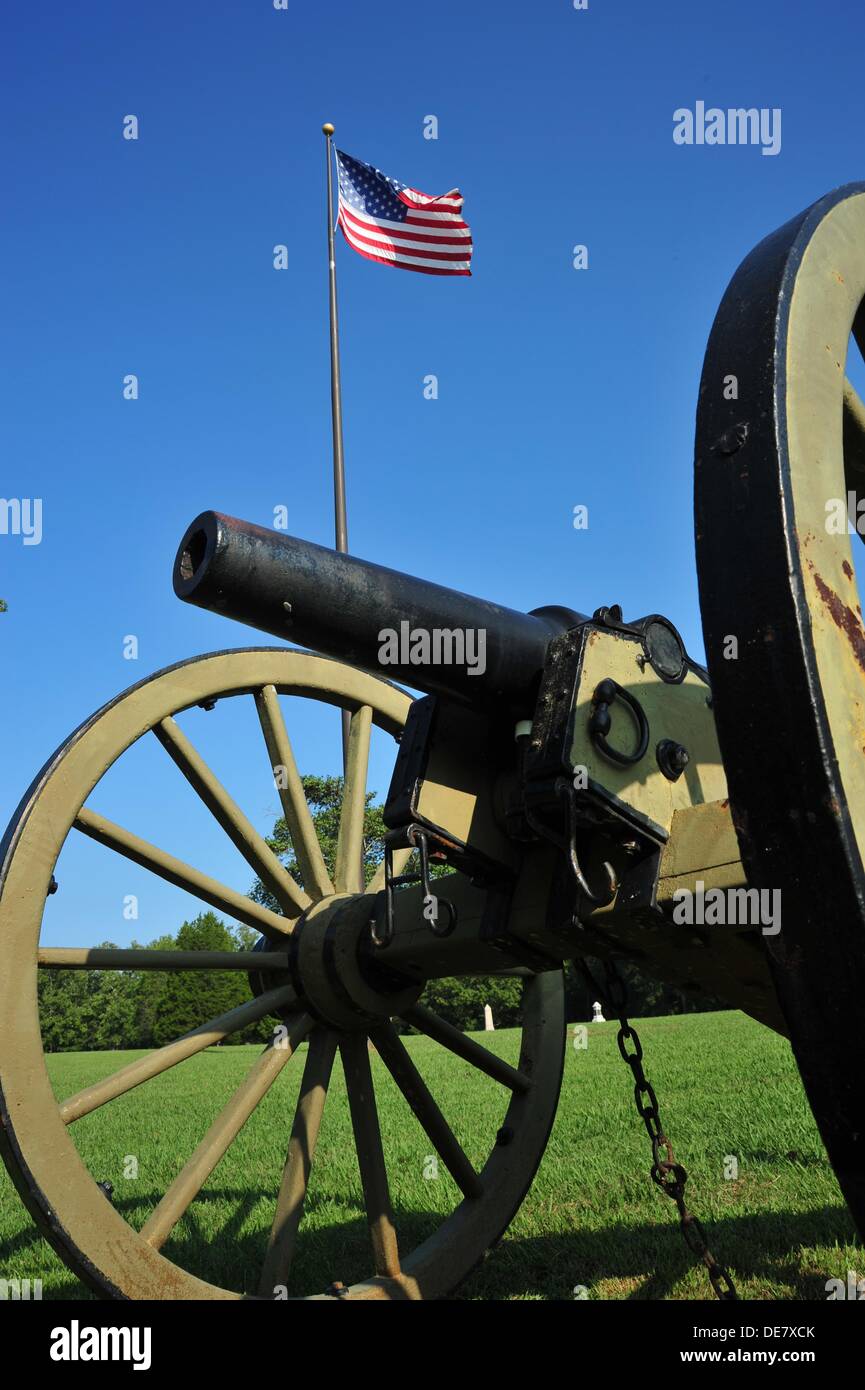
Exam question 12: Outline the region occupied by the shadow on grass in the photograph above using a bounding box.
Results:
[1,1192,860,1301]
[0,1188,446,1299]
[461,1204,862,1300]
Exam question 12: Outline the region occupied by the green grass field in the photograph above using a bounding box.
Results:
[1,1010,861,1300]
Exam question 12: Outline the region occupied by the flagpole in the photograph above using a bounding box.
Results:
[322,123,351,772]
[323,123,348,555]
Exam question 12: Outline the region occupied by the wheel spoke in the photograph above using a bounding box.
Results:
[38,947,291,971]
[340,1033,400,1278]
[334,705,372,893]
[74,807,294,941]
[154,716,310,917]
[141,1016,312,1251]
[254,685,334,901]
[367,846,414,894]
[259,1028,338,1296]
[371,1022,483,1199]
[402,1003,532,1093]
[59,988,297,1124]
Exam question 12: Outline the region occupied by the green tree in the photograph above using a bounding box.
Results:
[38,922,272,1053]
[421,975,523,1031]
[38,940,129,1051]
[250,774,387,909]
[149,913,253,1047]
[564,958,722,1023]
[90,971,139,1050]
[130,933,178,1047]
[39,967,94,1052]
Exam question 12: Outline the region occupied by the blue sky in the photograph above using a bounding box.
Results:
[2,0,864,947]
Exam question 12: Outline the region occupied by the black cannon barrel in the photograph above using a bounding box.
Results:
[173,511,584,710]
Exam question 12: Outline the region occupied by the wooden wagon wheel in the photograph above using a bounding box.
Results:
[695,182,865,1238]
[0,648,565,1300]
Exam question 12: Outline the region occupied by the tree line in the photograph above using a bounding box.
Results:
[39,913,269,1052]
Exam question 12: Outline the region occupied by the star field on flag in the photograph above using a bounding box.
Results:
[335,149,473,277]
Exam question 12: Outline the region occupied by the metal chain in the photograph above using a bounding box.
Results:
[576,957,738,1301]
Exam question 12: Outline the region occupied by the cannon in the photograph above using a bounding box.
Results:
[2,182,865,1300]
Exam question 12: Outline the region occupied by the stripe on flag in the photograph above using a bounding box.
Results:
[335,149,473,277]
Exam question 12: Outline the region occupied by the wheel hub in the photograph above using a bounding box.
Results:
[251,893,423,1030]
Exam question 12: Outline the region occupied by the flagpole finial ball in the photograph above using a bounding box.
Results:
[322,123,335,136]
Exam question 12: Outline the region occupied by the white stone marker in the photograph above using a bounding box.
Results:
[591,1001,606,1023]
[484,1003,494,1031]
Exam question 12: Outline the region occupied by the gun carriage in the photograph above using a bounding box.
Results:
[2,183,865,1299]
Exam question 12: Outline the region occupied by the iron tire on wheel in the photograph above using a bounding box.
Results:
[695,182,865,1239]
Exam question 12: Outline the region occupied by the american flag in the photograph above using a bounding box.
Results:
[335,149,472,277]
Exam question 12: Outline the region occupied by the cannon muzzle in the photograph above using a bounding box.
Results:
[173,511,583,710]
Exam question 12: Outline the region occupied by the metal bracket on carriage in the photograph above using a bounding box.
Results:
[524,777,618,911]
[371,823,458,949]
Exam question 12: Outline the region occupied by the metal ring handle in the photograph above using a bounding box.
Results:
[428,895,457,937]
[589,678,650,766]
